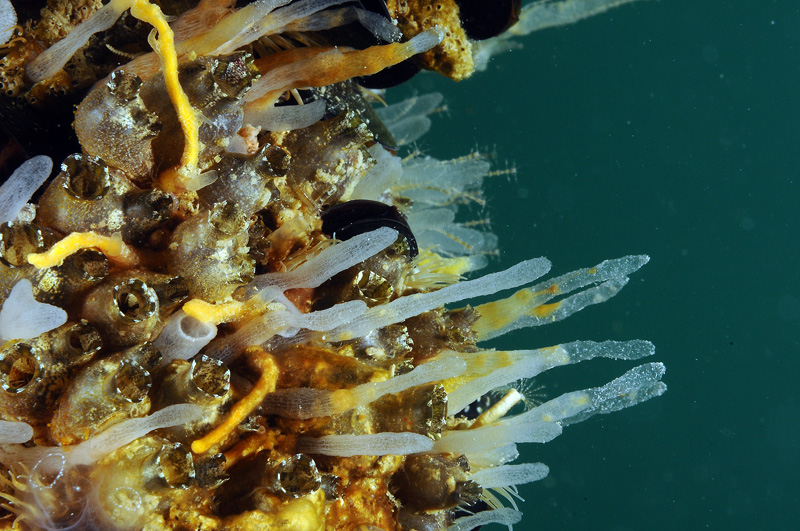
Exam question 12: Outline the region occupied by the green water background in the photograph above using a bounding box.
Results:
[401,1,799,529]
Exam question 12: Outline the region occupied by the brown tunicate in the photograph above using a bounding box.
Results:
[198,142,289,217]
[167,201,254,302]
[404,306,480,361]
[155,356,232,442]
[74,71,161,183]
[141,440,196,491]
[215,453,322,516]
[32,249,110,313]
[392,454,482,511]
[49,343,160,445]
[36,154,136,235]
[0,221,45,268]
[0,321,101,430]
[121,188,174,244]
[81,274,160,350]
[371,383,448,436]
[264,110,375,207]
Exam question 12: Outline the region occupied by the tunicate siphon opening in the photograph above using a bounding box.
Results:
[71,248,110,281]
[65,320,103,362]
[103,486,143,525]
[113,360,151,403]
[271,454,321,499]
[154,442,195,489]
[209,201,246,236]
[195,453,227,489]
[0,343,40,393]
[0,222,44,267]
[354,269,394,304]
[61,153,110,200]
[113,278,158,323]
[107,69,143,103]
[190,355,230,399]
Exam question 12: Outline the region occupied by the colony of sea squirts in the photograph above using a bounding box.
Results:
[0,1,663,530]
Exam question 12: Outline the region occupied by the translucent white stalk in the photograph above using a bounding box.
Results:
[448,507,523,531]
[71,403,202,466]
[205,300,367,364]
[297,432,433,457]
[262,356,467,419]
[211,0,349,56]
[473,255,650,341]
[431,420,563,455]
[243,98,326,132]
[469,463,550,489]
[240,227,398,301]
[465,443,519,469]
[0,155,52,223]
[447,340,656,414]
[329,257,552,341]
[25,0,131,82]
[154,310,218,364]
[520,362,667,427]
[0,0,15,45]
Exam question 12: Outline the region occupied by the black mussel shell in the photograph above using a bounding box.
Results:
[456,0,521,41]
[321,199,419,258]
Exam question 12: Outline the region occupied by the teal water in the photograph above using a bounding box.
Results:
[405,1,800,529]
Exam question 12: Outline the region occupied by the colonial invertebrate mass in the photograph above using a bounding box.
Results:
[0,0,661,530]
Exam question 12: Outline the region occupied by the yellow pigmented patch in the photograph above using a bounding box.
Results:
[472,284,561,340]
[531,300,562,319]
[191,348,278,454]
[182,297,268,325]
[440,350,516,394]
[27,231,136,269]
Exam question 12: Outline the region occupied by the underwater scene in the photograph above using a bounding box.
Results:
[0,0,798,530]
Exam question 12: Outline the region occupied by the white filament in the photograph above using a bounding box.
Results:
[0,279,67,342]
[297,432,433,457]
[0,155,52,224]
[154,310,218,364]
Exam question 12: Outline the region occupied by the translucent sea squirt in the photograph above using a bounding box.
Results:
[0,0,663,529]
